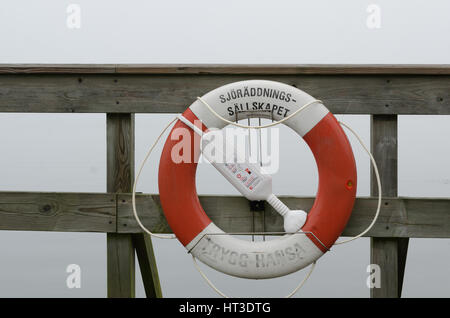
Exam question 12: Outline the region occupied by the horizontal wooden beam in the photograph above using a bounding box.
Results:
[0,192,116,232]
[0,73,448,114]
[121,195,450,238]
[1,192,448,238]
[1,64,450,75]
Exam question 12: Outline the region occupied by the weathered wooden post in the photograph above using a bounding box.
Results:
[370,114,409,298]
[107,113,136,297]
[106,112,162,298]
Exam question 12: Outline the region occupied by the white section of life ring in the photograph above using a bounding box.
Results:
[189,80,329,134]
[186,223,323,279]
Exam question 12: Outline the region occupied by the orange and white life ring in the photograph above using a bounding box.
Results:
[158,80,357,279]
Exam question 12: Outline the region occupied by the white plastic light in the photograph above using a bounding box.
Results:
[201,129,307,233]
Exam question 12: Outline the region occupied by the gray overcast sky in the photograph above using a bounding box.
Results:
[0,0,449,297]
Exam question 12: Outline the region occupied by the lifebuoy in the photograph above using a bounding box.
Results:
[158,80,357,279]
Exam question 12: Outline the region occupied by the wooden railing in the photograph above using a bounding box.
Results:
[0,64,449,298]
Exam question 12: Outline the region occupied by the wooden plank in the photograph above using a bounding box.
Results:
[1,64,450,74]
[107,113,135,193]
[267,197,450,239]
[396,237,409,298]
[0,64,116,74]
[132,234,162,298]
[106,113,136,298]
[370,238,399,298]
[0,192,448,237]
[370,115,407,298]
[117,194,255,234]
[371,115,398,197]
[119,194,450,238]
[0,74,448,114]
[114,64,450,75]
[0,191,115,232]
[107,233,135,298]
